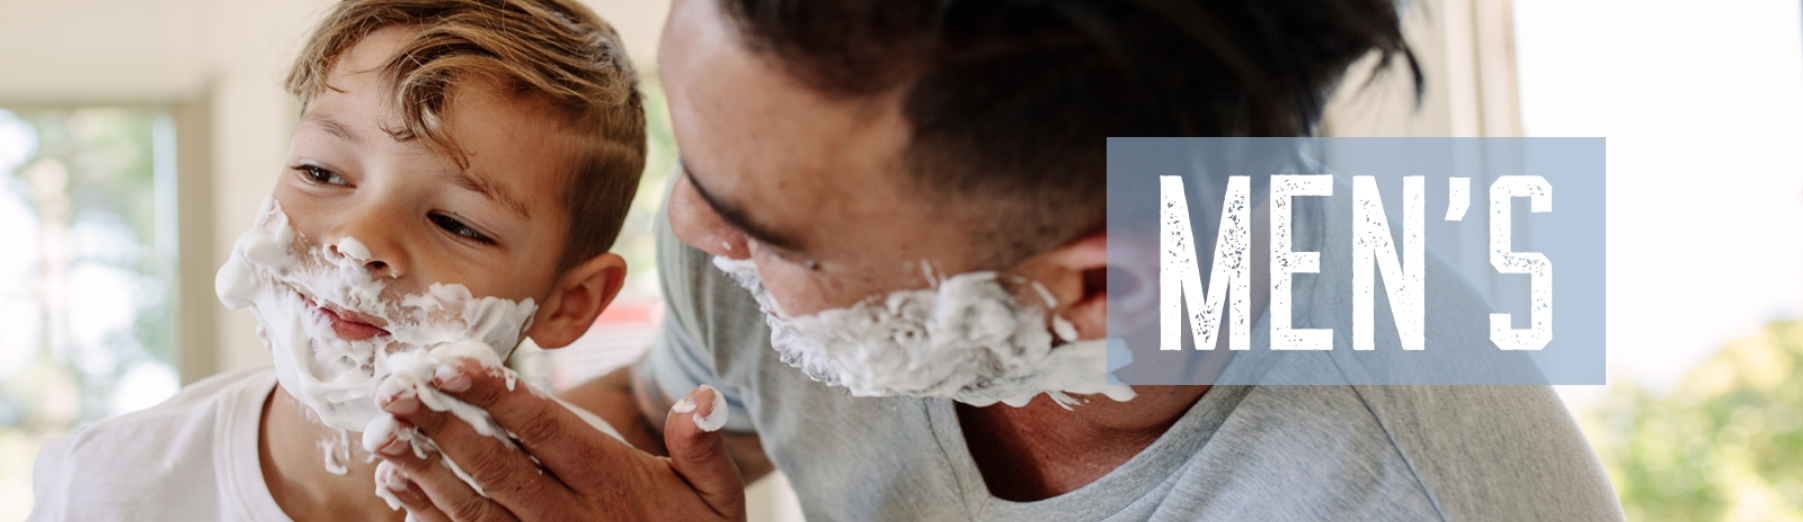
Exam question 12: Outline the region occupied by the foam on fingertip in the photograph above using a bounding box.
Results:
[695,384,728,432]
[362,414,399,454]
[374,460,407,510]
[671,392,697,413]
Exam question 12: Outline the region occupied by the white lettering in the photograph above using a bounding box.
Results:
[1353,176,1424,351]
[1159,176,1251,351]
[1271,175,1334,351]
[1489,175,1553,350]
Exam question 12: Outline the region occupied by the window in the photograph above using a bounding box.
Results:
[0,107,181,519]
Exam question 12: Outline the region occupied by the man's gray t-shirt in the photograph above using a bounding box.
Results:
[639,203,1622,521]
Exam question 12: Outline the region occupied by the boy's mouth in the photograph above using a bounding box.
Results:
[304,296,392,341]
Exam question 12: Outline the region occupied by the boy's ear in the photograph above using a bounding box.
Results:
[1014,231,1108,341]
[527,253,628,349]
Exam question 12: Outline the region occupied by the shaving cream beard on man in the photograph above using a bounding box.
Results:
[713,256,1135,408]
[215,197,538,432]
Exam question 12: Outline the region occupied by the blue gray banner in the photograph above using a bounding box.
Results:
[1105,138,1605,385]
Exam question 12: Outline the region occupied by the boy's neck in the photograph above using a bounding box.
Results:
[260,384,407,522]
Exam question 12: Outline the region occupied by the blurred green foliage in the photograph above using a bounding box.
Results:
[0,107,175,430]
[1,105,177,522]
[1583,320,1803,521]
[610,72,677,301]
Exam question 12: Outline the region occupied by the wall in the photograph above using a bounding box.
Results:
[1322,0,1522,138]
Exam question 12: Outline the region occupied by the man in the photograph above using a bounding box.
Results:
[370,0,1626,520]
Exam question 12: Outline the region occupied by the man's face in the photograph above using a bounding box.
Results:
[274,26,575,339]
[658,0,986,316]
[654,0,1135,406]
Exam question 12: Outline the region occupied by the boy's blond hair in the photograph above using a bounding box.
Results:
[286,0,647,271]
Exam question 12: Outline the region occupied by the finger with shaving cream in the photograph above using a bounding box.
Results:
[364,346,635,502]
[672,385,730,432]
[372,460,411,511]
[372,346,632,448]
[377,340,520,448]
[362,414,489,498]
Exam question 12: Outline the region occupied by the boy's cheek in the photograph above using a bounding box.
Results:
[268,187,324,238]
[260,196,550,306]
[402,256,537,306]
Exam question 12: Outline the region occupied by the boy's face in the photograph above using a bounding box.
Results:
[274,27,576,340]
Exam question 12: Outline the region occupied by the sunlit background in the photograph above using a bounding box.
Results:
[1516,1,1803,519]
[0,1,1798,521]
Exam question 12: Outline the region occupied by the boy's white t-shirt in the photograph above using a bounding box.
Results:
[29,366,293,522]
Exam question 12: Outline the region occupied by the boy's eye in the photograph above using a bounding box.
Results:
[301,166,350,187]
[430,213,495,245]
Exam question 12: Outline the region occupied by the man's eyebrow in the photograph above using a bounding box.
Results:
[450,169,533,220]
[682,158,803,251]
[303,115,362,143]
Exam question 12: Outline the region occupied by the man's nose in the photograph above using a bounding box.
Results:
[668,171,749,260]
[325,206,410,280]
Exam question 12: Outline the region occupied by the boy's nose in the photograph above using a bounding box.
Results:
[668,172,750,260]
[359,257,397,279]
[326,224,408,280]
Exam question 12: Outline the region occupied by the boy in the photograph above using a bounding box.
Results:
[29,0,646,520]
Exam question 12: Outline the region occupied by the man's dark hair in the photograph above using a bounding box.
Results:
[718,0,1419,266]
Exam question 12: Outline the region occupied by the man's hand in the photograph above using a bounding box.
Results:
[366,358,747,521]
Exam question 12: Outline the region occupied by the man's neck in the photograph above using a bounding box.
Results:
[260,385,406,522]
[955,385,1208,502]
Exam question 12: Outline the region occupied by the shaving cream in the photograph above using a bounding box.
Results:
[219,197,634,505]
[216,197,538,432]
[713,256,1135,408]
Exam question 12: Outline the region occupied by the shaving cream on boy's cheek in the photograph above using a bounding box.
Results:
[219,196,629,502]
[714,256,1136,408]
[216,197,538,432]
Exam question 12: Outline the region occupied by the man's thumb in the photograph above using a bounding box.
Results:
[666,385,746,520]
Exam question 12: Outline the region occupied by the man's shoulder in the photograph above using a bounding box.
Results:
[30,366,276,521]
[1190,384,1622,521]
[1145,385,1440,519]
[1229,384,1583,439]
[1345,385,1624,520]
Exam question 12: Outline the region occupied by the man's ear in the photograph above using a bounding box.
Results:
[527,253,628,349]
[1015,231,1108,341]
